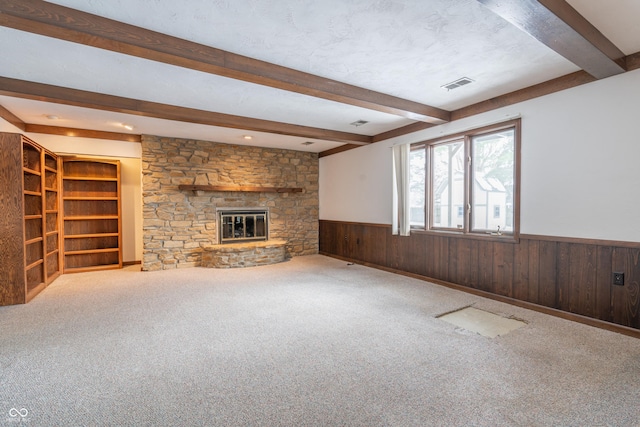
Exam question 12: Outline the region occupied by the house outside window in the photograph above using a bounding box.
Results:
[409,119,520,239]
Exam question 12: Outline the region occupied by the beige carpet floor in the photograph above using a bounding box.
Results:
[1,254,639,426]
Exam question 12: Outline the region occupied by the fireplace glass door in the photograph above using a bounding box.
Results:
[220,211,267,243]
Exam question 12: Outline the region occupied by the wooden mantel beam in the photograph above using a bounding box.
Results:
[178,185,303,193]
[0,76,371,145]
[475,0,626,79]
[0,0,450,124]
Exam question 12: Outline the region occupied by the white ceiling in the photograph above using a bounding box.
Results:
[1,0,639,153]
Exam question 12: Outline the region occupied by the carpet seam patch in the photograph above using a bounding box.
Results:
[436,306,528,338]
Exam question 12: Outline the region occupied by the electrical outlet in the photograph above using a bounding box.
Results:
[613,272,625,286]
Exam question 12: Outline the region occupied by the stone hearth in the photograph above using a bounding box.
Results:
[201,240,287,268]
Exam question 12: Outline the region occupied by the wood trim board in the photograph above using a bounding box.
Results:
[319,220,640,333]
[321,250,640,340]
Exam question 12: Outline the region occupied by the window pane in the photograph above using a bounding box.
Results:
[471,129,514,233]
[256,215,266,237]
[246,215,255,237]
[432,140,464,229]
[234,215,245,238]
[409,148,425,227]
[222,215,233,239]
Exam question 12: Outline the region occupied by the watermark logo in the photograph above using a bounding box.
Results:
[8,407,29,423]
[9,408,28,418]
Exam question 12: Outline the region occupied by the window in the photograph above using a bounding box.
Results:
[409,147,426,227]
[409,119,520,238]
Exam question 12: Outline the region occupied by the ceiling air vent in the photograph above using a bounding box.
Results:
[350,120,369,127]
[441,77,474,91]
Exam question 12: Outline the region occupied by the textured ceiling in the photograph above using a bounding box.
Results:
[0,0,638,153]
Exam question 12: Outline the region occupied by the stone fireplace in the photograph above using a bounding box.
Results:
[141,135,319,271]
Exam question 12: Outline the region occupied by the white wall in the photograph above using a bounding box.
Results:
[319,141,392,224]
[320,68,640,243]
[0,125,144,262]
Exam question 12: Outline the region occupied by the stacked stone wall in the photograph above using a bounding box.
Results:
[141,135,319,271]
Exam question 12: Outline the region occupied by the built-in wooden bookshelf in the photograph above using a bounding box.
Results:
[0,134,125,304]
[61,158,122,273]
[0,133,59,305]
[44,151,61,283]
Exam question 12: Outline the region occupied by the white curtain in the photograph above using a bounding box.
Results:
[392,144,411,236]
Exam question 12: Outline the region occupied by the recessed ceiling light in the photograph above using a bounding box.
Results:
[350,120,368,127]
[243,135,253,140]
[301,141,315,146]
[46,115,59,120]
[441,77,474,91]
[123,124,134,131]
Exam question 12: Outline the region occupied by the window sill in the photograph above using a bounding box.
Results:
[409,228,520,244]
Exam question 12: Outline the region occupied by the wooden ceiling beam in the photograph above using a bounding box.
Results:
[322,46,640,156]
[328,69,597,152]
[0,103,26,131]
[475,0,626,79]
[24,124,142,142]
[627,52,640,71]
[452,70,595,121]
[0,77,372,145]
[318,144,364,158]
[0,0,450,124]
[0,102,140,141]
[372,122,437,144]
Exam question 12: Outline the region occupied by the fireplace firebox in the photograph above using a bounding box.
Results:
[218,209,268,243]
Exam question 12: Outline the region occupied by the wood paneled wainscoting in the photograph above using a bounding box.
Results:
[319,220,640,337]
